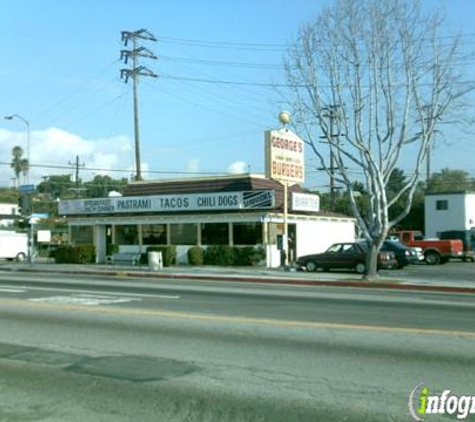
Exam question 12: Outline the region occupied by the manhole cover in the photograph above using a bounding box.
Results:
[11,349,83,366]
[0,342,35,358]
[68,355,197,382]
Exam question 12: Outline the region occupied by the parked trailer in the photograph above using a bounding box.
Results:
[0,231,28,261]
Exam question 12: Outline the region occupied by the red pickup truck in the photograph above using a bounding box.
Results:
[393,230,464,265]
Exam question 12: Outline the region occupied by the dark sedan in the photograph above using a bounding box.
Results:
[296,242,397,274]
[380,240,416,269]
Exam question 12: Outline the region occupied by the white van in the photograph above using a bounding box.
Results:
[0,231,28,261]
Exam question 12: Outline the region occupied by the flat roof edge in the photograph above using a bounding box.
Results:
[425,191,475,196]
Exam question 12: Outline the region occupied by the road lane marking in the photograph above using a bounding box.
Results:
[1,298,474,338]
[0,288,26,293]
[0,284,180,300]
[29,295,142,306]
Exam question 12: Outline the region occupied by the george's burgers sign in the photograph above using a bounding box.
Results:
[265,128,305,184]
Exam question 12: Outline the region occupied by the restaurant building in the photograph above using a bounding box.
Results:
[58,173,356,267]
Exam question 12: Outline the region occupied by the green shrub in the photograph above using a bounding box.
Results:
[232,246,258,266]
[250,245,266,266]
[54,244,96,264]
[106,244,119,256]
[145,245,177,267]
[187,246,204,265]
[203,245,265,266]
[204,245,234,266]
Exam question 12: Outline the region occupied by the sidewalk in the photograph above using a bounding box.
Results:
[1,260,475,294]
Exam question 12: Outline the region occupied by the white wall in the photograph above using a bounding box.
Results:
[425,193,475,237]
[465,195,475,230]
[266,245,281,268]
[0,203,17,214]
[94,225,107,263]
[296,219,355,258]
[0,203,18,227]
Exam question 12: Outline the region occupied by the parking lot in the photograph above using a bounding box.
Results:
[381,260,475,285]
[296,260,475,287]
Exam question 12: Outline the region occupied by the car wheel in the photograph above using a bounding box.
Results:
[355,262,366,274]
[306,260,318,272]
[425,251,441,265]
[16,252,26,262]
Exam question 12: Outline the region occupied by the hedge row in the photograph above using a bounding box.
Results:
[54,243,264,267]
[188,245,265,266]
[54,244,96,264]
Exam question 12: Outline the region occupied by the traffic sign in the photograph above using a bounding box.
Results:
[19,184,35,193]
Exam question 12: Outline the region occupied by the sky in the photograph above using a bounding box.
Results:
[1,0,475,193]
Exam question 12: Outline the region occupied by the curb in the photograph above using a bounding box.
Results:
[2,265,475,295]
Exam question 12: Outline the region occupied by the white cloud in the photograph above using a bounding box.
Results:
[0,127,134,186]
[227,161,248,174]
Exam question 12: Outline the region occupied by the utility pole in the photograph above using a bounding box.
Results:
[69,155,85,198]
[321,105,341,211]
[120,29,158,181]
[426,144,431,184]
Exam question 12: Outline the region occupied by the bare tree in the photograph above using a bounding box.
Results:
[284,0,474,279]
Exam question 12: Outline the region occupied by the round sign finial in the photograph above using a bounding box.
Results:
[278,111,291,126]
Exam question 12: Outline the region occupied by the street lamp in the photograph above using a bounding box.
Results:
[5,114,33,265]
[4,114,30,184]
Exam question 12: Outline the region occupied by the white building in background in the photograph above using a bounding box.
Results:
[0,202,19,228]
[425,191,475,238]
[59,174,356,267]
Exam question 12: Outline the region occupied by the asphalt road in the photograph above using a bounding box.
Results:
[0,272,474,421]
[389,260,475,282]
[295,259,475,286]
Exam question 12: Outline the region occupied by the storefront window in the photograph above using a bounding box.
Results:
[71,226,93,244]
[115,225,139,245]
[233,222,262,245]
[201,223,229,245]
[170,224,197,245]
[142,224,167,245]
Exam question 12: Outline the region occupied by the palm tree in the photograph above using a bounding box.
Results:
[20,158,29,184]
[11,146,24,186]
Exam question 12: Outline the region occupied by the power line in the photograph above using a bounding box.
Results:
[59,89,130,130]
[159,36,286,52]
[145,80,267,127]
[161,74,475,89]
[159,54,475,72]
[0,161,232,176]
[161,74,286,87]
[159,54,286,69]
[159,32,475,50]
[32,59,121,125]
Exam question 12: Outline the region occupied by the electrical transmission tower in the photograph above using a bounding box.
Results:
[120,29,158,181]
